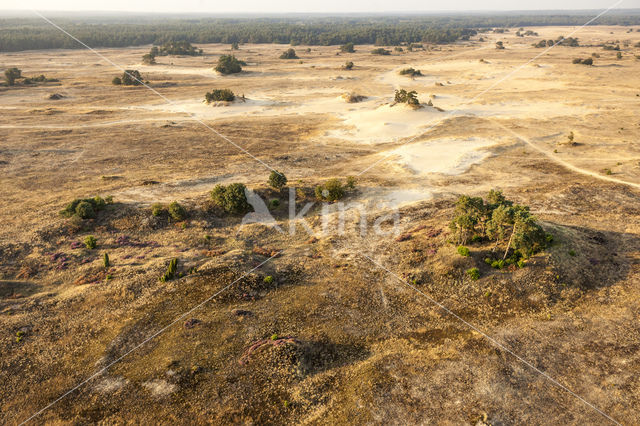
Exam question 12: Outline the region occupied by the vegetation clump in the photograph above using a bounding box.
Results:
[457,246,471,257]
[103,253,110,268]
[142,53,156,65]
[61,196,111,219]
[371,48,391,55]
[495,41,505,49]
[279,48,299,59]
[4,67,21,85]
[154,41,202,56]
[211,183,251,214]
[449,189,550,259]
[466,267,480,280]
[268,170,288,189]
[394,89,419,106]
[342,61,354,70]
[84,235,97,249]
[168,201,187,221]
[399,67,422,77]
[205,89,235,103]
[160,258,178,282]
[341,92,366,103]
[340,42,355,53]
[315,178,346,202]
[215,55,243,74]
[112,70,143,85]
[572,57,593,65]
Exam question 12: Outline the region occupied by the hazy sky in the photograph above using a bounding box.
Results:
[4,0,638,13]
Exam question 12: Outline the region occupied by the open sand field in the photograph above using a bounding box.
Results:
[1,25,640,424]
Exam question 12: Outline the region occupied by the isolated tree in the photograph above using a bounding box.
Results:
[116,70,143,86]
[315,178,344,202]
[205,89,235,103]
[211,183,251,214]
[215,55,243,74]
[142,53,156,65]
[268,170,287,189]
[340,42,355,53]
[279,48,298,59]
[4,67,21,86]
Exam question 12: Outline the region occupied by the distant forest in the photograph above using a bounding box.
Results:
[1,12,640,52]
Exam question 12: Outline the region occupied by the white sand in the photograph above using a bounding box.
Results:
[389,137,496,175]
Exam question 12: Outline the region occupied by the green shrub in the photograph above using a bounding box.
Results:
[343,61,354,70]
[399,67,422,76]
[457,246,471,256]
[4,67,21,86]
[491,260,505,269]
[345,176,356,189]
[268,170,288,189]
[119,70,143,86]
[103,253,110,268]
[263,275,274,284]
[205,89,235,103]
[466,267,480,280]
[84,235,97,249]
[517,260,525,268]
[215,55,243,74]
[371,48,391,55]
[142,53,156,65]
[210,183,251,214]
[581,57,593,65]
[168,201,186,221]
[315,178,345,201]
[340,42,355,53]
[160,258,178,282]
[155,41,202,56]
[279,48,299,59]
[394,89,419,105]
[151,203,165,216]
[61,196,110,219]
[75,201,96,219]
[569,249,576,256]
[269,199,280,209]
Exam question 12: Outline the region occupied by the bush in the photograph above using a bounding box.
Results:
[211,183,251,214]
[345,176,356,189]
[466,267,480,280]
[343,61,354,70]
[572,58,582,64]
[371,48,391,55]
[496,41,505,49]
[340,42,355,53]
[84,235,97,249]
[119,70,143,86]
[315,178,345,202]
[205,89,235,103]
[61,196,110,219]
[394,89,419,105]
[399,67,422,76]
[142,53,156,65]
[168,201,186,221]
[160,258,178,282]
[215,55,243,74]
[279,48,298,59]
[263,275,274,284]
[4,67,21,86]
[155,41,202,56]
[103,253,110,268]
[581,58,593,65]
[268,170,287,189]
[457,246,471,256]
[151,203,165,216]
[112,76,122,85]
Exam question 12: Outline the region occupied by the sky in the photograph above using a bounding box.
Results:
[3,0,638,13]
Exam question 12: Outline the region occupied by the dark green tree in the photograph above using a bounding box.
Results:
[215,55,243,74]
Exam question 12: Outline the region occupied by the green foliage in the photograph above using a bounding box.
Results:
[315,178,345,202]
[345,176,356,189]
[371,47,391,55]
[268,170,288,189]
[103,252,110,268]
[84,235,97,249]
[215,55,243,74]
[450,190,549,259]
[280,48,298,59]
[155,41,202,56]
[491,259,505,269]
[114,70,143,85]
[142,53,156,64]
[168,201,186,221]
[210,183,251,214]
[151,203,165,216]
[399,67,422,76]
[205,89,235,103]
[160,258,178,282]
[263,275,274,284]
[4,67,21,85]
[340,42,355,52]
[394,89,419,105]
[231,41,239,50]
[269,199,280,209]
[457,246,471,256]
[61,196,109,219]
[466,267,480,280]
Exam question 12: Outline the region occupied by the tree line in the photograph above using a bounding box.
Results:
[3,12,638,52]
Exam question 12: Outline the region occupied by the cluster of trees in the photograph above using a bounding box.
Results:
[340,42,355,53]
[533,36,579,48]
[215,55,244,74]
[142,41,202,64]
[205,89,235,103]
[60,196,112,219]
[112,70,143,85]
[4,13,640,52]
[314,177,356,202]
[3,67,58,86]
[449,190,550,259]
[279,48,298,59]
[394,89,419,106]
[515,29,538,37]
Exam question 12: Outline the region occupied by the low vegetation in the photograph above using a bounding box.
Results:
[340,42,355,53]
[61,196,112,219]
[160,258,178,282]
[572,57,593,65]
[205,89,235,103]
[314,177,358,202]
[84,236,97,250]
[268,170,288,189]
[3,68,58,86]
[168,201,187,221]
[394,89,419,106]
[342,61,354,70]
[152,41,202,56]
[371,48,391,55]
[399,67,422,77]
